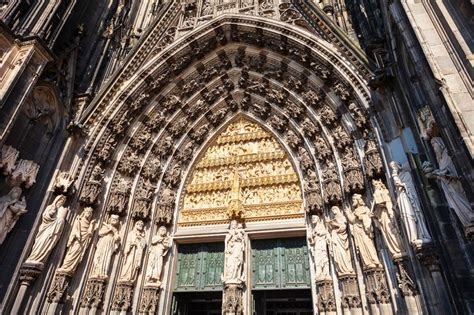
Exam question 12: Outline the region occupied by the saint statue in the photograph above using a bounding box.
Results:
[372,180,404,259]
[146,226,172,286]
[346,194,382,270]
[57,207,96,274]
[308,215,331,280]
[326,206,355,276]
[119,220,147,283]
[223,220,246,282]
[427,137,473,229]
[25,195,68,266]
[0,187,27,245]
[89,214,121,279]
[390,161,432,245]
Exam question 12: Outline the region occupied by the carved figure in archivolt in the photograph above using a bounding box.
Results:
[390,161,432,245]
[119,220,146,283]
[326,206,354,276]
[58,207,96,274]
[89,214,121,279]
[25,195,68,266]
[372,179,404,259]
[308,215,331,280]
[424,137,473,229]
[0,187,27,245]
[146,226,172,286]
[346,195,382,269]
[223,220,246,282]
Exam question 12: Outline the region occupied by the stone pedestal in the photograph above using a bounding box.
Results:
[393,257,420,314]
[339,275,362,315]
[46,271,72,314]
[364,268,392,315]
[80,278,107,314]
[222,280,244,315]
[315,279,336,315]
[111,281,135,313]
[139,284,161,314]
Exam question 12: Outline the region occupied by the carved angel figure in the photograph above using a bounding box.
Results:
[89,215,121,279]
[346,194,382,270]
[0,187,27,245]
[119,220,147,283]
[58,207,96,274]
[223,220,246,282]
[390,161,432,245]
[25,195,68,266]
[146,226,172,286]
[308,215,331,280]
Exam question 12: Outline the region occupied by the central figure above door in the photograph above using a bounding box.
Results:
[179,117,303,227]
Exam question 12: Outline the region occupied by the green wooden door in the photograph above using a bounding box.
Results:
[175,243,224,292]
[252,238,310,289]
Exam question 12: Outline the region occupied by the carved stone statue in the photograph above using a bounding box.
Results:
[346,195,382,270]
[24,195,68,266]
[308,215,331,280]
[326,206,354,276]
[58,207,96,274]
[0,187,27,245]
[119,220,147,283]
[372,179,404,259]
[223,220,246,282]
[390,161,432,245]
[89,215,121,279]
[425,137,474,231]
[145,226,172,286]
[0,145,19,175]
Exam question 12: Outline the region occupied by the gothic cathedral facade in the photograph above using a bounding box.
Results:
[0,0,473,314]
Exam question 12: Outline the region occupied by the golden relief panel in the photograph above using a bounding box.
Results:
[179,118,304,226]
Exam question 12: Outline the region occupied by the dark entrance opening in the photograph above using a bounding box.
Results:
[253,289,313,315]
[172,291,222,315]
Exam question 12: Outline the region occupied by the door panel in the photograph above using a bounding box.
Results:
[175,242,224,292]
[252,238,310,289]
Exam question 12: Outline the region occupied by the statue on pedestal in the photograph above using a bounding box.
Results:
[89,214,121,279]
[346,195,381,270]
[25,195,68,266]
[145,226,172,286]
[58,207,96,274]
[390,161,432,246]
[119,220,146,283]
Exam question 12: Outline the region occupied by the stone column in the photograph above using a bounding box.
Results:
[415,244,452,314]
[10,263,43,314]
[222,280,245,315]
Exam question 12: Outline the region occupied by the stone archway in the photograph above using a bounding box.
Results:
[6,14,425,315]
